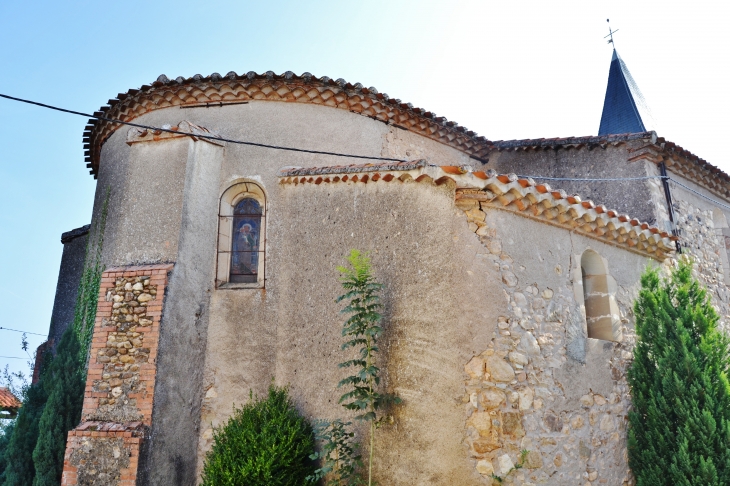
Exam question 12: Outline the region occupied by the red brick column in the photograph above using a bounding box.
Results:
[62,264,173,486]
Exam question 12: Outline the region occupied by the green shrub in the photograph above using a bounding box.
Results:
[201,385,316,486]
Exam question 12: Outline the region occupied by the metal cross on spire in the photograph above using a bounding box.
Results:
[604,19,619,47]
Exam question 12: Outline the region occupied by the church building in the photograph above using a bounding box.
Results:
[47,49,730,485]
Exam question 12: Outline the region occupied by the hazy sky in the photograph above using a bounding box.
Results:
[0,0,727,381]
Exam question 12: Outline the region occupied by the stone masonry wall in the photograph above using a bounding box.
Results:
[457,197,640,486]
[671,197,730,329]
[62,264,172,486]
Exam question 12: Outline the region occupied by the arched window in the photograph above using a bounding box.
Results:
[580,250,619,341]
[217,181,266,288]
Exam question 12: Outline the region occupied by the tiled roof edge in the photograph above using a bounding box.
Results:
[0,387,21,410]
[492,131,730,201]
[84,71,493,178]
[278,162,676,259]
[491,132,654,150]
[279,160,429,177]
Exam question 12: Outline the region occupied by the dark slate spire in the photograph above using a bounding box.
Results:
[598,49,652,135]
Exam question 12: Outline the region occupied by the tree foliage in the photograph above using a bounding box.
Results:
[0,421,16,484]
[201,385,316,486]
[628,259,730,485]
[2,362,50,486]
[31,328,84,486]
[0,189,109,486]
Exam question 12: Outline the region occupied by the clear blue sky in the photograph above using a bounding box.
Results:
[0,0,727,381]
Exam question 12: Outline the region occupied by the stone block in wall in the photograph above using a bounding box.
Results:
[61,264,173,486]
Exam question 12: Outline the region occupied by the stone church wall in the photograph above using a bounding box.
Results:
[197,178,506,484]
[489,142,657,225]
[72,95,730,485]
[458,201,646,485]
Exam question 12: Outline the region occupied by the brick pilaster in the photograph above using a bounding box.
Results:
[62,264,173,486]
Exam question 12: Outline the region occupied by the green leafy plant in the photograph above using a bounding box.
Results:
[628,258,730,485]
[490,450,529,483]
[201,385,316,486]
[74,187,110,363]
[307,419,363,486]
[330,250,400,486]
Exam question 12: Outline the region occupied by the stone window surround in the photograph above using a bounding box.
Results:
[711,208,730,286]
[216,179,267,289]
[573,248,622,343]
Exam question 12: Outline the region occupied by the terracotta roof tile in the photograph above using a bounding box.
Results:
[279,162,676,259]
[84,72,492,178]
[492,131,730,202]
[491,132,653,150]
[0,388,21,410]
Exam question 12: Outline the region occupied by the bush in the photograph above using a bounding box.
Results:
[201,385,316,486]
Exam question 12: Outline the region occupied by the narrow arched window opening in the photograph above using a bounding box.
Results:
[581,250,619,342]
[217,181,266,288]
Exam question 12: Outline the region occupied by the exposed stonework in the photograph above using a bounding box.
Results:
[459,198,638,485]
[671,197,730,331]
[62,265,172,486]
[65,432,137,486]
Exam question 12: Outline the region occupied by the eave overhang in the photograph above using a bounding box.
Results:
[279,161,676,260]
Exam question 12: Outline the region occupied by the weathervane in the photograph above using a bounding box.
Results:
[605,19,619,46]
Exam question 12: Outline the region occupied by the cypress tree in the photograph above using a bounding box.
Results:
[2,367,50,486]
[31,328,84,486]
[0,421,16,484]
[628,259,730,485]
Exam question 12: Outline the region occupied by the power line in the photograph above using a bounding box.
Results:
[518,175,663,182]
[0,356,29,360]
[0,327,45,337]
[0,93,408,163]
[5,93,730,214]
[668,178,730,211]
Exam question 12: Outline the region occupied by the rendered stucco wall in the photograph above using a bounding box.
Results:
[85,101,476,485]
[78,96,730,485]
[197,178,505,484]
[48,225,90,349]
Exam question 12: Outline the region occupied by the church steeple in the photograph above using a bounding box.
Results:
[598,49,652,135]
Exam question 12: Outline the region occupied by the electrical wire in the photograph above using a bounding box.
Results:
[667,178,730,212]
[0,356,29,360]
[517,175,663,182]
[4,93,730,212]
[0,93,408,163]
[0,327,45,337]
[519,173,730,212]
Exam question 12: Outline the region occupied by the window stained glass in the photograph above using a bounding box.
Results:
[230,198,262,283]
